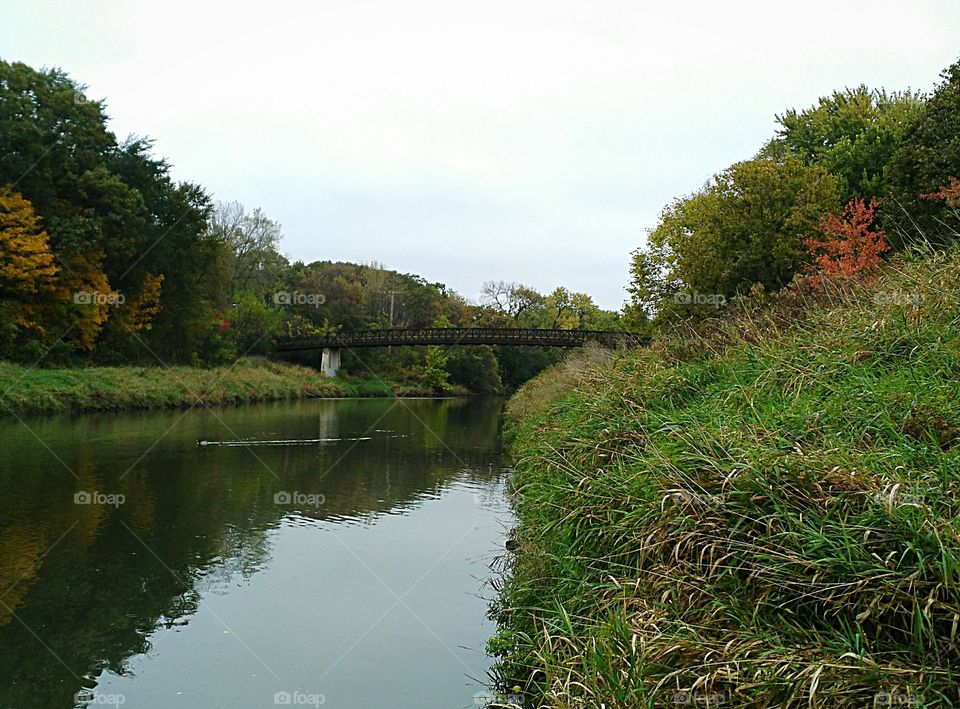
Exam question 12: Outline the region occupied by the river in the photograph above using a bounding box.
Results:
[0,397,512,709]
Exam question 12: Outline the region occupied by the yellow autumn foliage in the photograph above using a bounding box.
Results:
[0,187,58,297]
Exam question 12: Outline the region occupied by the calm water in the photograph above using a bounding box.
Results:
[0,397,512,709]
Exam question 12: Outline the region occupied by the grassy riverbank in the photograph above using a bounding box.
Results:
[0,358,396,416]
[494,251,960,707]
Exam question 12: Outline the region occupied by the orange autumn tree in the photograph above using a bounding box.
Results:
[126,272,165,333]
[52,250,118,351]
[804,198,889,285]
[0,188,59,351]
[0,188,58,298]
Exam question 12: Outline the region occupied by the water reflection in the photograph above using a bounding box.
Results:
[0,398,509,709]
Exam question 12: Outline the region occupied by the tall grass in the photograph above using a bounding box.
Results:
[493,250,960,707]
[0,358,393,416]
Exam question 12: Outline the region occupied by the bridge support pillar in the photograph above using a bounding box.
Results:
[320,347,341,377]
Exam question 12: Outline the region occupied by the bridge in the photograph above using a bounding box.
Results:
[275,328,650,376]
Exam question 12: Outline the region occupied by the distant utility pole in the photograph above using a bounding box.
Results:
[387,291,397,353]
[387,291,396,327]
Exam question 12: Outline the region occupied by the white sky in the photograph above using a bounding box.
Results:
[3,0,959,309]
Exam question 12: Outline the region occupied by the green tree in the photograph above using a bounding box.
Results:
[0,62,115,218]
[229,292,284,355]
[138,181,222,363]
[629,154,840,319]
[445,345,502,394]
[773,86,921,203]
[886,59,960,246]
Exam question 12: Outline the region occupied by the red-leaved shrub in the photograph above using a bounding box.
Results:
[805,198,889,286]
[921,176,960,208]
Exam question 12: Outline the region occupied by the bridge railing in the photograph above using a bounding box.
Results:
[275,328,650,351]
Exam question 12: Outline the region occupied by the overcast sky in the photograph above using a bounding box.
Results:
[3,1,959,309]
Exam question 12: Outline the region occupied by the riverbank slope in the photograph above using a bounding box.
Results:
[0,358,396,416]
[494,251,960,707]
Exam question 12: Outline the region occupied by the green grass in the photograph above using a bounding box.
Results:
[494,250,960,707]
[0,358,395,416]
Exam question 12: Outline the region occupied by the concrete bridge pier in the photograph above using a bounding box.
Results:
[320,347,341,377]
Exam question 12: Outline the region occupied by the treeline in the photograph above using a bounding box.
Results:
[626,57,960,327]
[0,60,619,392]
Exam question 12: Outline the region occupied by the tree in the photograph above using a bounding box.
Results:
[0,189,58,297]
[52,251,116,353]
[0,61,115,218]
[139,181,222,364]
[886,59,960,246]
[628,154,840,319]
[445,345,502,394]
[229,291,283,355]
[209,201,287,296]
[625,243,671,325]
[0,189,58,355]
[0,63,149,282]
[773,86,922,203]
[0,62,227,364]
[481,281,546,322]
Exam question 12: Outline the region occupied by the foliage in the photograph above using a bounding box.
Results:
[209,201,288,295]
[805,198,890,284]
[445,345,502,394]
[921,176,960,208]
[229,291,283,355]
[885,60,960,245]
[414,346,451,393]
[0,188,58,297]
[773,86,922,203]
[192,307,237,367]
[53,251,116,353]
[629,154,840,321]
[0,188,58,353]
